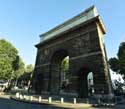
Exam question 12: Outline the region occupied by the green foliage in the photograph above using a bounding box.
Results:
[25,64,34,73]
[12,55,20,70]
[0,39,18,80]
[117,42,125,60]
[0,39,25,80]
[17,64,34,86]
[109,42,125,79]
[61,56,69,72]
[13,57,25,79]
[109,58,119,72]
[18,72,31,82]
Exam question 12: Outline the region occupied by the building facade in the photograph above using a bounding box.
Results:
[31,6,113,98]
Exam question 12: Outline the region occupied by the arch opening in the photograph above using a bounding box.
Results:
[49,50,69,94]
[78,67,94,98]
[87,72,94,96]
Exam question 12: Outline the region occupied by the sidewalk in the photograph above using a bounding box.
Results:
[11,96,92,109]
[1,90,125,109]
[1,91,93,109]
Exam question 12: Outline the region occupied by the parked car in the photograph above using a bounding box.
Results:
[0,80,9,91]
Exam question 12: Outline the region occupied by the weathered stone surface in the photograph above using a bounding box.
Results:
[31,6,113,98]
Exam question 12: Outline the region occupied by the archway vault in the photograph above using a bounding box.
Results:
[32,6,113,98]
[49,49,69,94]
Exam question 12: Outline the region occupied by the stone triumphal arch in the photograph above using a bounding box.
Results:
[31,6,112,98]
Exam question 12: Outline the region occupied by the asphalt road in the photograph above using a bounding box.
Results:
[0,97,60,109]
[0,95,125,109]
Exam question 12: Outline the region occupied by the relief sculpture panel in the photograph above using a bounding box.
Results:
[39,48,50,64]
[73,33,91,54]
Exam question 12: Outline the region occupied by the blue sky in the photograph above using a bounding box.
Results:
[0,0,124,66]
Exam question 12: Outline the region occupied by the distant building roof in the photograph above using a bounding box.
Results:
[39,5,106,44]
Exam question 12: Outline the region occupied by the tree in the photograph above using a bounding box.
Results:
[16,64,34,88]
[109,42,125,80]
[12,55,20,71]
[0,39,18,80]
[25,64,34,73]
[0,39,25,81]
[61,56,69,72]
[13,57,25,79]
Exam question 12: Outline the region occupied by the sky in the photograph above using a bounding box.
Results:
[0,0,124,72]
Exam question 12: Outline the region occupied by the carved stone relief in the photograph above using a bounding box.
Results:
[73,33,90,54]
[40,48,50,64]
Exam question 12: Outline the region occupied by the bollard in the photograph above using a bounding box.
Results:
[23,95,25,99]
[39,96,42,102]
[61,98,64,104]
[86,98,89,104]
[30,96,33,101]
[19,94,23,99]
[73,98,76,104]
[48,97,52,103]
[16,92,20,98]
[98,98,101,104]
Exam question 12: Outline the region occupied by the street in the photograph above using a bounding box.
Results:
[0,95,125,109]
[0,96,60,109]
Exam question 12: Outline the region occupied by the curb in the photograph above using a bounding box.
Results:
[10,96,92,109]
[10,97,53,106]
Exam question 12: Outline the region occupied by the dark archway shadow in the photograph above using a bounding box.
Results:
[77,67,94,98]
[34,73,44,94]
[49,49,69,94]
